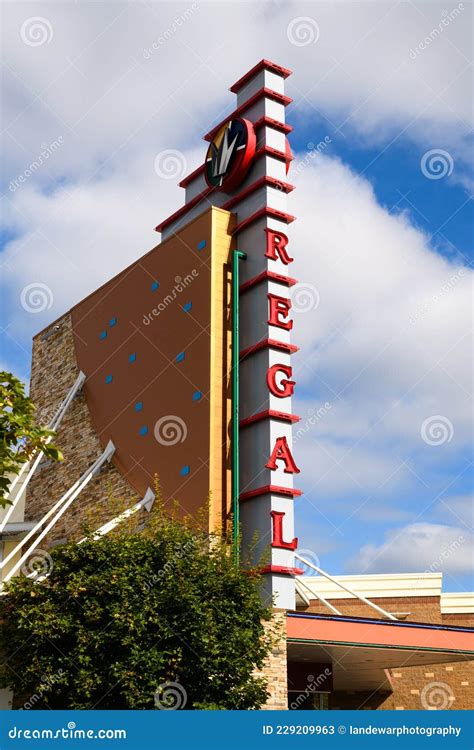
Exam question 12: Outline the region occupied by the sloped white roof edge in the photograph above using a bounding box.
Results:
[297,572,443,600]
[296,573,474,613]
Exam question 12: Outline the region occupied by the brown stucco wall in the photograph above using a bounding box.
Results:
[70,209,215,522]
[25,207,234,543]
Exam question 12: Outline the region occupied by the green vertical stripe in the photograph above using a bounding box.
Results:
[232,250,246,562]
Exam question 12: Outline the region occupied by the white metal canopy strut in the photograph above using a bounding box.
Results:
[294,553,398,621]
[2,440,115,584]
[0,371,86,534]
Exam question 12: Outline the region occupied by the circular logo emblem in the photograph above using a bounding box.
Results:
[205,117,256,192]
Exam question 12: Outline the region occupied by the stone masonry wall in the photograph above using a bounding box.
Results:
[255,611,288,710]
[26,313,141,545]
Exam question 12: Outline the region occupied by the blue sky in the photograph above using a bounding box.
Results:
[1,1,472,591]
[290,110,473,261]
[287,114,472,589]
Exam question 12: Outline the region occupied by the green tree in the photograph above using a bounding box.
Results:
[0,371,63,507]
[0,497,275,710]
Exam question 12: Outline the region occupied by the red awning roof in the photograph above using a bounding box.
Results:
[287,612,474,692]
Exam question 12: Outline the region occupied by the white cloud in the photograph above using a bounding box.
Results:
[290,155,472,497]
[1,0,471,190]
[1,145,203,338]
[2,151,471,506]
[1,0,472,579]
[351,521,473,575]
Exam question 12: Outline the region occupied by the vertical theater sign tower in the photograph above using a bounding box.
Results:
[3,60,301,609]
[3,60,473,712]
[156,60,300,609]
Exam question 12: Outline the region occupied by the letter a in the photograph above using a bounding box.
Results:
[266,436,300,473]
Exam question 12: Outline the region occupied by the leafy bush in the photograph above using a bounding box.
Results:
[0,495,274,710]
[0,371,62,507]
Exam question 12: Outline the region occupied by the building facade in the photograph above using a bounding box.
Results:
[2,60,473,710]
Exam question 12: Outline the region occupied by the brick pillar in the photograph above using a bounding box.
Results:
[254,610,288,709]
